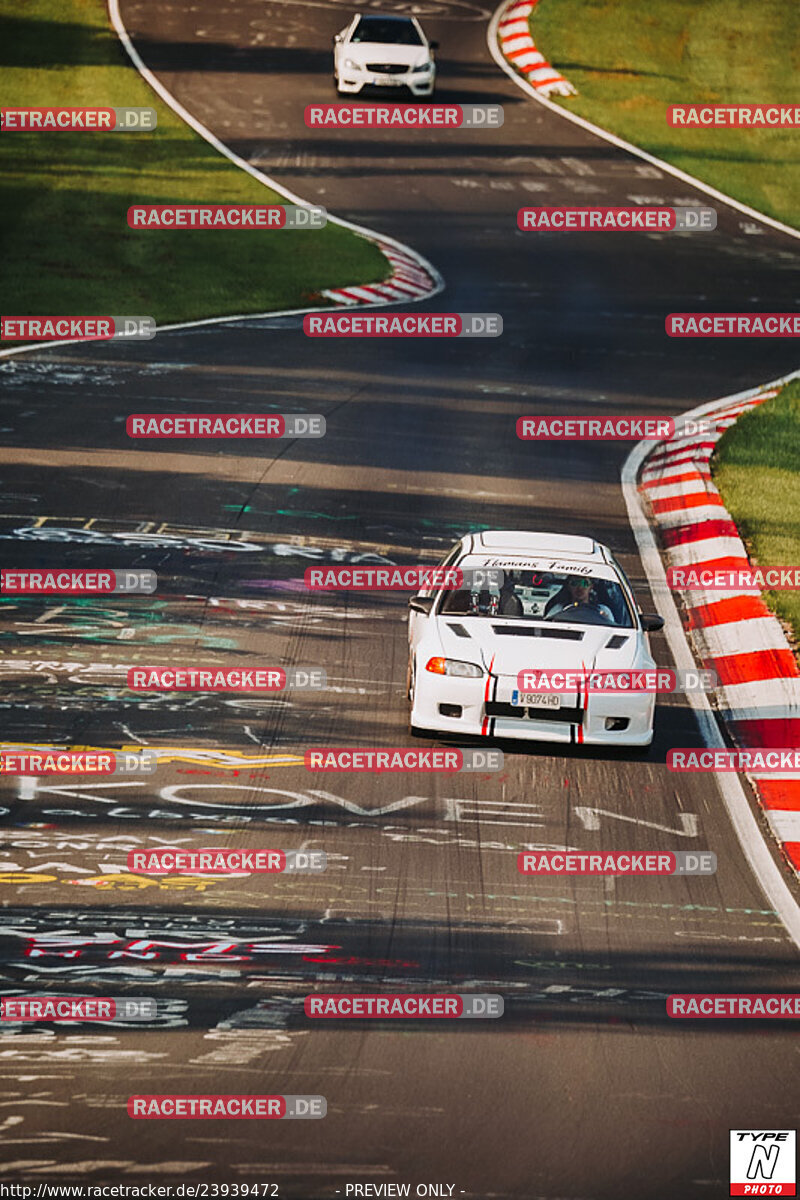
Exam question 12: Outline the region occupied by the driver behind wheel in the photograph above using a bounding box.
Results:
[470,587,499,615]
[544,575,614,622]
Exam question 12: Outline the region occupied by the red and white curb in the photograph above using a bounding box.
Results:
[496,0,576,98]
[321,241,439,307]
[637,378,800,878]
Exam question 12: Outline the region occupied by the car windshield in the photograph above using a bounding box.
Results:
[351,17,423,44]
[439,568,634,628]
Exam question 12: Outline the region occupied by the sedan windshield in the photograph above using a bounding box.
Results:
[351,17,423,44]
[440,568,634,628]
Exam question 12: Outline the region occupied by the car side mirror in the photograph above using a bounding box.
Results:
[640,612,665,633]
[409,595,435,616]
[333,33,342,43]
[429,39,439,50]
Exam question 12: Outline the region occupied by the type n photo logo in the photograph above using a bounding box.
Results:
[730,1131,796,1195]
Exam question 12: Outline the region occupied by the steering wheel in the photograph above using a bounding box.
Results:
[543,601,614,626]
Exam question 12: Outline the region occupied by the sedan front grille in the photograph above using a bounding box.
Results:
[366,63,408,74]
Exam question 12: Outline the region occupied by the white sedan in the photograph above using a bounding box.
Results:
[333,14,437,98]
[407,531,665,748]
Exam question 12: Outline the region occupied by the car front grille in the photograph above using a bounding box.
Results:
[485,701,584,724]
[367,63,408,74]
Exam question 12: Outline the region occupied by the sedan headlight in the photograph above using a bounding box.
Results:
[426,657,483,678]
[343,57,360,70]
[411,62,433,73]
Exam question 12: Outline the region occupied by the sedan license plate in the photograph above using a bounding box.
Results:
[374,77,403,85]
[511,690,561,709]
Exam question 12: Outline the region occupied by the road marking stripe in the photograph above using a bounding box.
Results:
[640,469,706,490]
[650,491,724,514]
[645,478,717,501]
[728,717,800,752]
[666,538,748,565]
[656,503,736,529]
[713,649,800,687]
[718,674,800,715]
[757,780,800,811]
[685,595,770,628]
[502,34,533,51]
[642,453,712,475]
[526,66,566,83]
[647,441,717,465]
[767,811,800,841]
[661,518,740,546]
[692,618,786,657]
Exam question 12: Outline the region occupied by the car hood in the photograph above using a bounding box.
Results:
[344,42,430,68]
[436,619,639,675]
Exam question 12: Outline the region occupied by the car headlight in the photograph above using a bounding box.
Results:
[426,657,483,678]
[343,58,360,70]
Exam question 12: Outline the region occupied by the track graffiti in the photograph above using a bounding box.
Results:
[0,526,262,554]
[12,778,486,824]
[0,600,240,651]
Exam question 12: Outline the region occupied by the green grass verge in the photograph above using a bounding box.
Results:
[712,380,800,654]
[529,0,800,230]
[0,0,388,324]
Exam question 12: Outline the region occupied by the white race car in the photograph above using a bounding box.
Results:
[333,14,437,97]
[407,531,665,748]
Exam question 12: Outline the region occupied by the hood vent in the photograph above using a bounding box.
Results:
[491,625,584,641]
[605,635,630,650]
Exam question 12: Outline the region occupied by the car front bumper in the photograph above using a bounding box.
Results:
[411,671,655,746]
[337,70,435,96]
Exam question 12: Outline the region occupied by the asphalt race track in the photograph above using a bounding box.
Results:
[1,0,799,1196]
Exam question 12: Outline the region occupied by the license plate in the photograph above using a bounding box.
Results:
[374,77,403,85]
[511,690,561,709]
